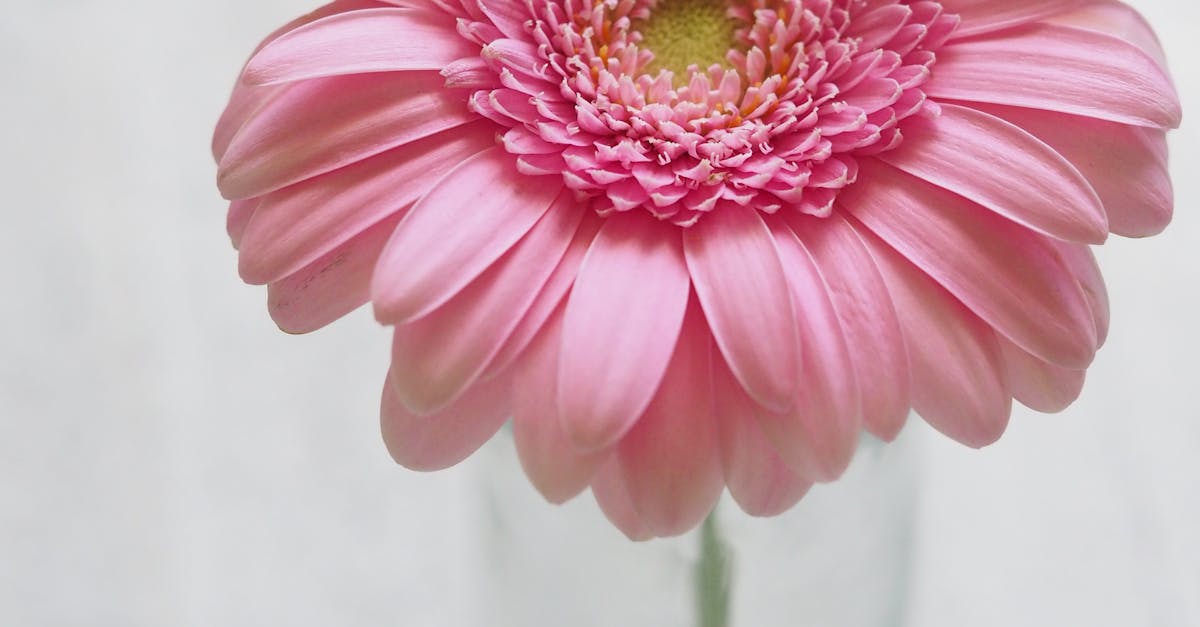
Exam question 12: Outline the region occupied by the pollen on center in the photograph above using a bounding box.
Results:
[637,0,737,78]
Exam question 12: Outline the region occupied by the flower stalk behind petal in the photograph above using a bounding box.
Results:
[695,510,732,627]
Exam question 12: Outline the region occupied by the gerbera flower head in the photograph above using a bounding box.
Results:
[214,0,1181,539]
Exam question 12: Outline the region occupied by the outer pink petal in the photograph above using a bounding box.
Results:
[880,103,1107,244]
[214,84,281,164]
[857,222,1012,448]
[226,199,258,250]
[929,23,1181,129]
[239,122,493,285]
[942,0,1089,38]
[218,71,475,200]
[972,103,1173,238]
[1045,0,1170,70]
[557,214,691,451]
[788,212,910,441]
[388,192,583,413]
[513,304,609,504]
[1054,242,1111,348]
[211,0,383,159]
[713,356,812,518]
[267,211,403,334]
[765,221,862,482]
[683,206,800,413]
[379,370,511,472]
[243,8,478,85]
[615,300,723,538]
[999,338,1087,414]
[842,160,1098,370]
[590,460,654,542]
[372,147,563,325]
[481,213,603,382]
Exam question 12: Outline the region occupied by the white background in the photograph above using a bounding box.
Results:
[0,1,1196,625]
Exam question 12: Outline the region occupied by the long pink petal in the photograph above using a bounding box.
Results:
[788,212,910,441]
[211,0,381,160]
[972,103,1173,238]
[226,199,259,250]
[239,123,493,285]
[615,300,723,538]
[372,148,564,325]
[1054,242,1111,349]
[379,370,511,472]
[1045,0,1170,70]
[683,206,799,413]
[842,160,1098,370]
[999,338,1087,414]
[388,193,583,413]
[513,304,609,504]
[558,213,691,452]
[857,222,1012,448]
[713,356,812,518]
[590,460,653,541]
[880,103,1107,244]
[213,84,281,164]
[481,213,604,382]
[267,211,403,334]
[243,8,478,85]
[218,71,475,200]
[765,220,862,482]
[928,22,1181,129]
[941,0,1089,38]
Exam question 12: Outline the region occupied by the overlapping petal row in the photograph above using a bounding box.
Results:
[214,0,1180,539]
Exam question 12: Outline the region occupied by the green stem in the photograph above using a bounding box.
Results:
[695,509,732,627]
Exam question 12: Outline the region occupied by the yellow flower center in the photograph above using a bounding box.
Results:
[638,0,737,78]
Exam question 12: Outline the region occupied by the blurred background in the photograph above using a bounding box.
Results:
[1,1,1197,625]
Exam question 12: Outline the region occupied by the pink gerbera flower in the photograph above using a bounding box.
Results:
[214,0,1180,539]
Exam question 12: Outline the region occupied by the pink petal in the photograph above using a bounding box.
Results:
[942,0,1090,38]
[999,338,1087,414]
[388,193,583,414]
[481,213,604,382]
[213,84,280,164]
[513,304,609,504]
[929,22,1181,129]
[972,103,1173,238]
[764,220,862,482]
[239,122,493,285]
[379,370,511,472]
[880,103,1108,244]
[683,206,800,412]
[590,460,653,541]
[477,0,529,39]
[1045,0,1170,70]
[713,356,812,518]
[1054,242,1111,349]
[267,211,403,334]
[558,213,691,451]
[788,212,910,441]
[615,300,723,538]
[226,199,258,250]
[842,160,1098,370]
[372,148,564,325]
[218,71,476,200]
[211,0,380,159]
[243,8,478,85]
[857,222,1012,448]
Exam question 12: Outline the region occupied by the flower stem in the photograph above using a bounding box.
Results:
[695,509,732,627]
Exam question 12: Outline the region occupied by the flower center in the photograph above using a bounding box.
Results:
[638,0,737,78]
[458,0,960,226]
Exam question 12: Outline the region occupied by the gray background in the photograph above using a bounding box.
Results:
[1,1,1197,625]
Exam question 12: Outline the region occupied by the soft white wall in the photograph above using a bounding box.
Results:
[0,2,1195,625]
